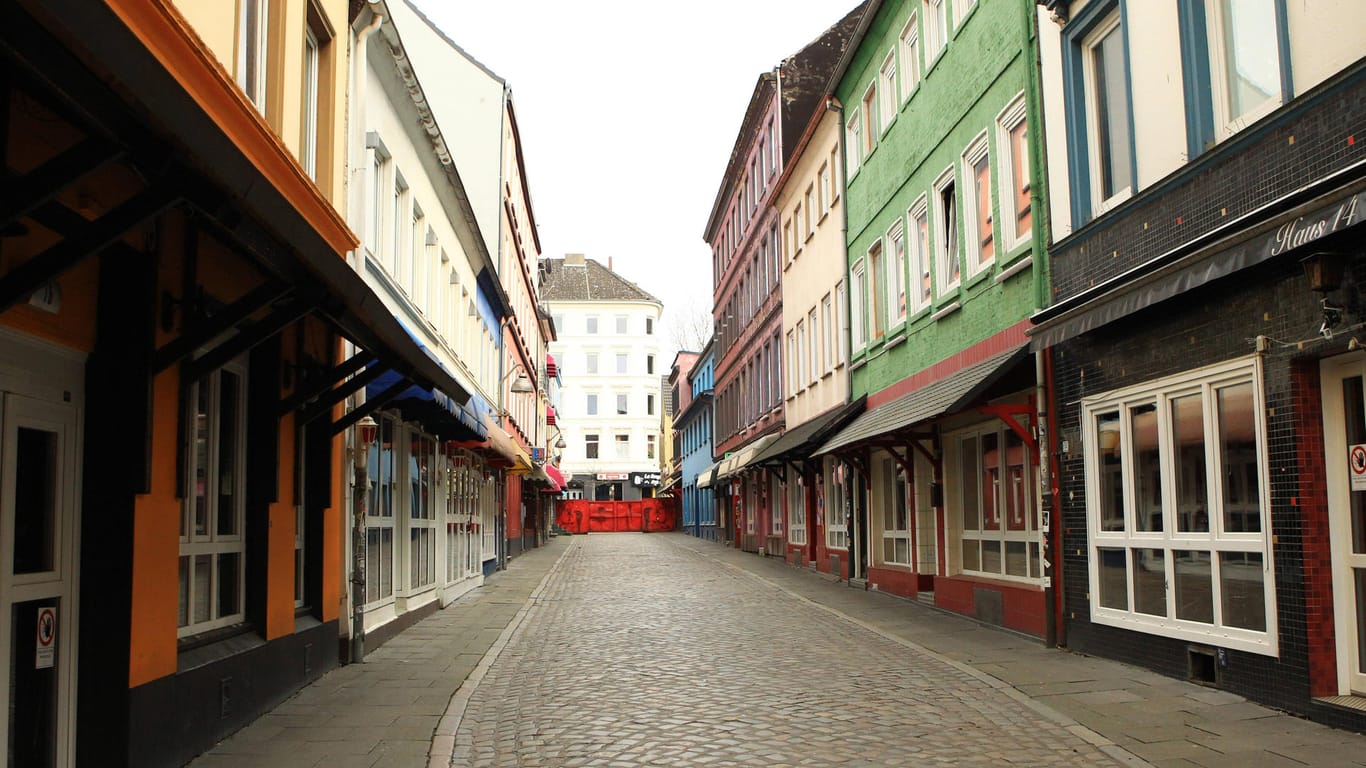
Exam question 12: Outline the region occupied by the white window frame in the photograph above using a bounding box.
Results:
[788,473,806,545]
[585,393,598,416]
[808,308,819,385]
[179,362,248,637]
[836,280,848,365]
[406,431,438,595]
[615,315,628,334]
[584,433,599,460]
[878,52,897,134]
[829,148,842,203]
[846,110,862,174]
[886,220,907,326]
[236,0,269,113]
[923,0,948,63]
[825,457,849,550]
[821,293,834,374]
[804,185,816,241]
[961,132,995,277]
[899,12,921,103]
[585,352,598,375]
[996,94,1032,253]
[908,196,932,314]
[614,433,630,460]
[1204,0,1283,141]
[1081,11,1134,215]
[817,163,830,216]
[932,167,961,296]
[861,84,878,158]
[301,27,319,180]
[363,413,398,610]
[796,320,807,391]
[1081,356,1277,656]
[949,419,1042,585]
[616,392,628,415]
[867,239,884,341]
[786,330,798,398]
[850,260,867,351]
[876,453,913,567]
[954,0,978,27]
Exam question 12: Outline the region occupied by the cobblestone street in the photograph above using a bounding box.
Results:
[451,534,1123,767]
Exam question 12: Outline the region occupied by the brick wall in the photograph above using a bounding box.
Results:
[1050,65,1365,304]
[1052,249,1366,728]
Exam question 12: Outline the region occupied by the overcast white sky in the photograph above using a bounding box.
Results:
[408,0,863,360]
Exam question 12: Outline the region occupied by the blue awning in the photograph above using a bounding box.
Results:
[366,321,488,442]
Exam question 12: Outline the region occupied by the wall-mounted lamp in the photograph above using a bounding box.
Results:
[1302,251,1348,339]
[1302,251,1346,293]
[555,435,567,450]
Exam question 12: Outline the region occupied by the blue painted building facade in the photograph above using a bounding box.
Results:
[678,343,717,540]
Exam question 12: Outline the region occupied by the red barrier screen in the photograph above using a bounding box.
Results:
[555,499,677,534]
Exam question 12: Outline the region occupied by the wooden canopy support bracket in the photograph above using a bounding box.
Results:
[297,363,386,426]
[0,139,123,231]
[280,352,377,417]
[331,378,408,437]
[181,296,315,385]
[0,181,179,314]
[909,437,940,470]
[978,401,1038,460]
[153,281,292,372]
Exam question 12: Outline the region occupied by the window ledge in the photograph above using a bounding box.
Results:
[178,623,264,673]
[850,356,868,372]
[993,255,1032,284]
[931,301,961,321]
[883,332,907,350]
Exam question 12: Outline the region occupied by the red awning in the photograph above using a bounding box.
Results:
[546,405,557,426]
[546,353,558,379]
[541,464,565,493]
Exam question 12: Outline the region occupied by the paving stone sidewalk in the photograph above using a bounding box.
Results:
[668,534,1366,768]
[187,538,569,768]
[188,531,1366,768]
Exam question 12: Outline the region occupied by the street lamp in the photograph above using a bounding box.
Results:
[498,359,536,398]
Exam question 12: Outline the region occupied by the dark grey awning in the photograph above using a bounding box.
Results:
[816,344,1029,456]
[1030,174,1366,351]
[750,397,866,466]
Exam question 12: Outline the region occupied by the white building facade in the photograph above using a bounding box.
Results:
[343,1,504,643]
[543,255,665,501]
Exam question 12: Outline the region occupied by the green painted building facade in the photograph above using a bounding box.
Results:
[818,0,1056,637]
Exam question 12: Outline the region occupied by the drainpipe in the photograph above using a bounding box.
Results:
[345,2,384,665]
[1020,0,1064,648]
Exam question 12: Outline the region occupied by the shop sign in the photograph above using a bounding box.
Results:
[631,472,661,488]
[1268,192,1361,257]
[596,472,629,481]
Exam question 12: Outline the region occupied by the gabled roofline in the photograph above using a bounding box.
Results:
[400,0,506,85]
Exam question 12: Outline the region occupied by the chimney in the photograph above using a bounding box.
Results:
[608,256,614,271]
[564,253,585,267]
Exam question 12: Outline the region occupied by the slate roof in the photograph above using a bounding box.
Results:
[539,257,661,304]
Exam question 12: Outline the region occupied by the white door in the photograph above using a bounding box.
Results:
[1322,353,1366,696]
[0,393,79,767]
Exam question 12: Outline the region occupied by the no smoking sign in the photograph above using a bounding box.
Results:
[1351,444,1366,492]
[35,606,55,670]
